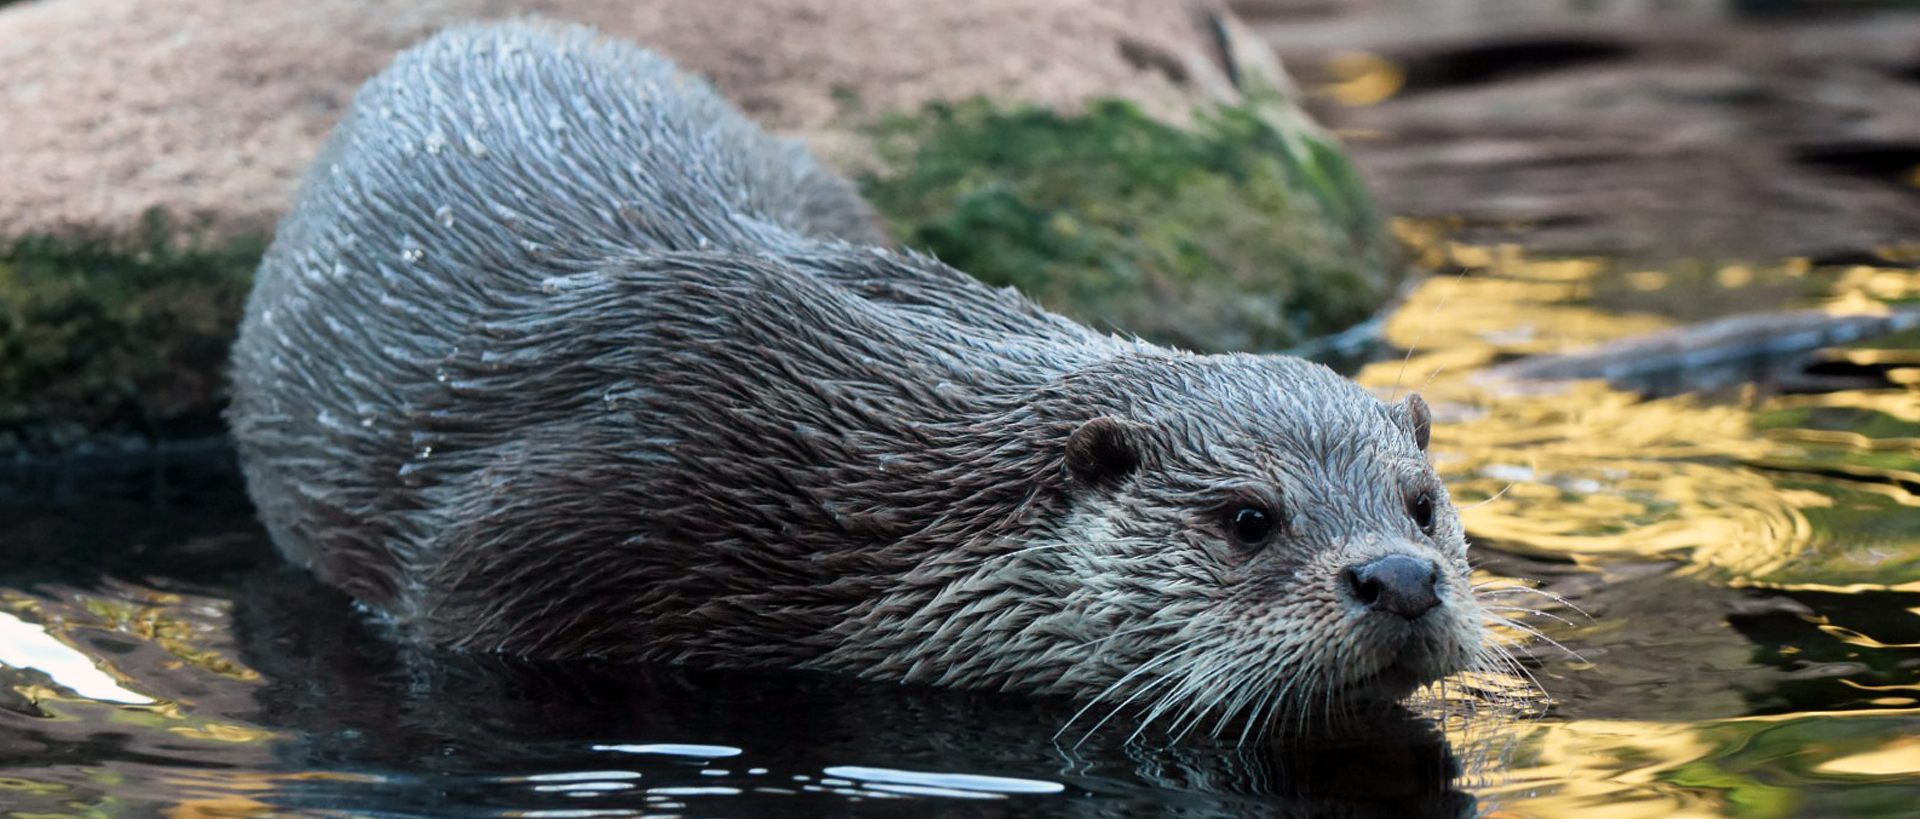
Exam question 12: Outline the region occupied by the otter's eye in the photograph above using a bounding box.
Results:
[1409,490,1436,536]
[1228,505,1274,545]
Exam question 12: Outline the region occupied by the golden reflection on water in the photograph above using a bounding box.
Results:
[1364,231,1920,587]
[1814,735,1920,776]
[1480,710,1920,819]
[159,770,378,819]
[1375,228,1920,816]
[1480,719,1727,819]
[1365,296,1809,578]
[0,585,273,735]
[0,582,286,818]
[3,585,259,695]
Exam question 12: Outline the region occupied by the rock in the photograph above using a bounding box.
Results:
[862,99,1396,353]
[0,0,1403,457]
[0,0,1244,242]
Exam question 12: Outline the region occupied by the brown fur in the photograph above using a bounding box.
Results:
[229,22,1490,736]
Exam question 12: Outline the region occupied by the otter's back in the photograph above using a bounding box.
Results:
[228,23,887,599]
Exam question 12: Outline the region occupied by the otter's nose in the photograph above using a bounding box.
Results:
[1343,555,1440,620]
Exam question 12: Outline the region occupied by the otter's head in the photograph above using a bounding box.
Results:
[1032,352,1488,736]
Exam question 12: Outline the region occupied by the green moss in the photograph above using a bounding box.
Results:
[0,212,262,453]
[861,99,1402,352]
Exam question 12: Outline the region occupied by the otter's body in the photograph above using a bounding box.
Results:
[231,22,1489,731]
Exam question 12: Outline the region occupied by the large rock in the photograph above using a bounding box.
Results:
[0,0,1243,241]
[0,0,1399,461]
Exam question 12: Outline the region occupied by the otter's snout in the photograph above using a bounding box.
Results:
[1343,555,1440,620]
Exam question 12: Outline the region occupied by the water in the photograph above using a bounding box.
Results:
[4,230,1918,817]
[0,488,1475,816]
[1361,237,1920,817]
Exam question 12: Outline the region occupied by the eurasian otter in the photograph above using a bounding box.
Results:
[229,21,1492,737]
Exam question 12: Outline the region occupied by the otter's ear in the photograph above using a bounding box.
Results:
[1392,393,1432,452]
[1066,417,1146,488]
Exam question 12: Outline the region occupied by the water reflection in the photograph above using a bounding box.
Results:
[1480,710,1920,818]
[0,502,1484,816]
[0,610,150,704]
[1352,229,1920,816]
[227,561,1481,817]
[1365,228,1920,591]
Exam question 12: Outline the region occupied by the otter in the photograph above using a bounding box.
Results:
[229,21,1492,737]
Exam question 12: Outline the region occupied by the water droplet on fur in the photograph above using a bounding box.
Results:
[435,205,456,227]
[360,417,375,428]
[416,445,434,459]
[464,134,488,158]
[331,262,349,278]
[434,368,450,383]
[401,244,424,264]
[424,130,447,155]
[547,114,568,132]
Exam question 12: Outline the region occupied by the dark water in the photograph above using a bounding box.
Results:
[6,236,1920,817]
[0,479,1479,817]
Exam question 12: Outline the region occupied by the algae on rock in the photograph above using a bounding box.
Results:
[0,213,259,455]
[861,99,1403,354]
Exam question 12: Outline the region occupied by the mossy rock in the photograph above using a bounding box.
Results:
[861,98,1403,353]
[0,213,259,455]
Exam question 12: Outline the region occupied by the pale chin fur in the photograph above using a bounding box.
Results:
[813,498,1487,741]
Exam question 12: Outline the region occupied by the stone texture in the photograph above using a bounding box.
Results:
[0,0,1240,242]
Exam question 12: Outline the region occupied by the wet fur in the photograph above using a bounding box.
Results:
[230,22,1490,735]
